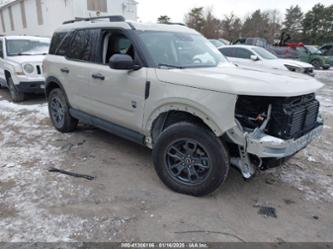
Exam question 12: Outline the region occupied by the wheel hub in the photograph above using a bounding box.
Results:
[50,96,65,127]
[165,139,211,186]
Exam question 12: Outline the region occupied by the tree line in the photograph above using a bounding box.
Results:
[157,3,333,45]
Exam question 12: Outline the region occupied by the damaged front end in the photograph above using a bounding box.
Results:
[226,93,323,179]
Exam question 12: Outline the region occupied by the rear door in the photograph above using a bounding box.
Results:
[64,29,101,113]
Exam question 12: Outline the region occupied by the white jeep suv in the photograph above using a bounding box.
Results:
[0,36,50,102]
[44,16,324,196]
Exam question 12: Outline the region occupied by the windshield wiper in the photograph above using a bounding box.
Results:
[158,64,185,69]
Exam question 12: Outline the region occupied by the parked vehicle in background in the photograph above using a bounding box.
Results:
[0,36,50,102]
[209,38,229,48]
[209,39,225,48]
[232,37,331,70]
[297,45,331,70]
[319,43,333,66]
[219,38,230,45]
[44,16,323,196]
[219,45,315,76]
[233,37,267,47]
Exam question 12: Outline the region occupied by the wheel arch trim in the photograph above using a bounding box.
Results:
[145,103,224,139]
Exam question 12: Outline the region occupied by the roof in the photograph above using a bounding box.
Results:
[55,18,197,34]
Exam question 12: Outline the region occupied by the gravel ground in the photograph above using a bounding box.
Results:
[0,70,333,242]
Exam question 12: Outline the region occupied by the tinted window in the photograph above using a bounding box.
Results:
[220,47,235,57]
[234,48,254,59]
[49,32,71,55]
[67,29,100,62]
[0,40,3,58]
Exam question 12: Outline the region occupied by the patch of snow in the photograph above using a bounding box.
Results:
[0,99,128,242]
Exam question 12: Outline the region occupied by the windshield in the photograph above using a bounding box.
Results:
[305,46,322,55]
[252,47,277,60]
[6,39,50,56]
[138,31,227,68]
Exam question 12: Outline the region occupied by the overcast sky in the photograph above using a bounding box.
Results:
[137,0,332,23]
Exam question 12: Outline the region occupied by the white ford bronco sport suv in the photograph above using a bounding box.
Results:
[44,16,323,196]
[0,36,50,102]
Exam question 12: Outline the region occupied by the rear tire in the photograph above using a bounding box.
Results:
[48,88,78,132]
[153,122,229,196]
[8,77,25,102]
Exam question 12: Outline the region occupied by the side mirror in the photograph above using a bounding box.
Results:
[250,55,260,61]
[109,54,141,70]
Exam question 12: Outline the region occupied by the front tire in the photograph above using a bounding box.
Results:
[311,59,322,70]
[8,77,25,102]
[153,122,230,196]
[48,88,78,132]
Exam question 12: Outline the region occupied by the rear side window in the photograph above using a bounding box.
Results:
[67,29,100,62]
[49,32,72,56]
[220,47,235,57]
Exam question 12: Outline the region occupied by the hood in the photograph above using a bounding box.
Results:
[156,63,323,97]
[279,59,314,68]
[7,55,46,64]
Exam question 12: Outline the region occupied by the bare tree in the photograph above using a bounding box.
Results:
[202,8,223,38]
[184,7,206,34]
[221,13,242,41]
[185,7,222,38]
[282,5,303,41]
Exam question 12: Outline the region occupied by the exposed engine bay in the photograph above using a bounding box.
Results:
[235,93,320,140]
[227,93,322,179]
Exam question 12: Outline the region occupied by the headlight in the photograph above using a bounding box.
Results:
[23,64,34,74]
[285,64,304,73]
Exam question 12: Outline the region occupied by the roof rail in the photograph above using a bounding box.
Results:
[63,15,126,25]
[166,22,186,26]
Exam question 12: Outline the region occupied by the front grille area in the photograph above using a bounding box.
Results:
[36,65,42,75]
[268,94,319,139]
[236,94,320,140]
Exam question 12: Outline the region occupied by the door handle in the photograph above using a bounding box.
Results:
[92,73,105,80]
[60,68,70,74]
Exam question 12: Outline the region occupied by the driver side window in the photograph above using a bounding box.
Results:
[101,31,135,64]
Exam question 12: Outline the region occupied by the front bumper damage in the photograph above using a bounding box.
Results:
[226,118,323,179]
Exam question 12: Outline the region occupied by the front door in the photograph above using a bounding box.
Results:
[64,29,101,113]
[84,30,147,132]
